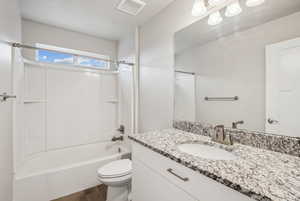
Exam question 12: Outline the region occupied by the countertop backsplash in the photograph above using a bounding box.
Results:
[173,120,300,157]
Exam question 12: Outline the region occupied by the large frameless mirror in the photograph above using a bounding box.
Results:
[174,0,300,137]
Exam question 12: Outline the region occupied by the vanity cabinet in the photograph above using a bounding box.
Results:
[133,159,196,201]
[132,142,254,201]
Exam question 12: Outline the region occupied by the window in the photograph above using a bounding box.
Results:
[37,49,74,64]
[77,56,109,68]
[36,44,110,69]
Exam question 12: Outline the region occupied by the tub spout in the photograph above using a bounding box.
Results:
[111,135,124,142]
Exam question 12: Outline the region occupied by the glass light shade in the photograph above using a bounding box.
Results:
[225,1,242,17]
[192,0,207,17]
[208,0,225,6]
[246,0,265,7]
[208,11,223,26]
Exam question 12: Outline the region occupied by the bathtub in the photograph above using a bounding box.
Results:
[13,141,130,201]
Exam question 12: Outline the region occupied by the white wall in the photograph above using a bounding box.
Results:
[0,0,21,200]
[22,19,118,61]
[175,12,300,131]
[118,34,135,138]
[139,0,204,132]
[118,33,135,60]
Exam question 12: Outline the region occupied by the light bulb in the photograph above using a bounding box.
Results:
[246,0,265,7]
[208,0,225,6]
[192,0,207,17]
[208,11,223,26]
[225,1,242,17]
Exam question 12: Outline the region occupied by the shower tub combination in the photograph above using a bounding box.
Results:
[14,141,129,201]
[10,42,134,201]
[11,59,131,201]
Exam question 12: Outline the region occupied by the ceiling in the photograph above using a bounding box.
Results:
[175,0,300,54]
[20,0,175,41]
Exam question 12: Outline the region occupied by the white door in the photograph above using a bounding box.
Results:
[174,72,196,121]
[266,38,300,137]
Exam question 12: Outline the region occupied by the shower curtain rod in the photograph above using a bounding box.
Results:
[8,42,135,66]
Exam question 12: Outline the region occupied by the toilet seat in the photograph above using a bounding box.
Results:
[97,159,132,178]
[98,173,132,186]
[97,159,132,199]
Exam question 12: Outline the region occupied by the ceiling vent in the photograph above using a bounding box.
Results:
[117,0,146,16]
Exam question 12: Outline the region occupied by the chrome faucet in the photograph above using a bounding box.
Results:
[111,135,124,142]
[232,120,244,129]
[212,125,233,145]
[111,125,125,142]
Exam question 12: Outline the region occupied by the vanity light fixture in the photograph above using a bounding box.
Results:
[225,1,242,17]
[208,11,223,25]
[191,0,266,26]
[246,0,265,7]
[192,0,207,17]
[208,0,225,6]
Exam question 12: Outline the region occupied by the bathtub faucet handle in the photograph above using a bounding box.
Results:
[117,125,125,134]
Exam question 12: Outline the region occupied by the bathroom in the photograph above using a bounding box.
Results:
[0,0,299,201]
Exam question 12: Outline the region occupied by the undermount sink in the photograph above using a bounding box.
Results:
[177,143,237,161]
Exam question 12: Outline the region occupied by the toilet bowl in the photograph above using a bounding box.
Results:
[98,159,132,201]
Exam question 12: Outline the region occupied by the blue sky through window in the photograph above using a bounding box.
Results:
[38,50,73,64]
[77,57,108,68]
[37,49,109,68]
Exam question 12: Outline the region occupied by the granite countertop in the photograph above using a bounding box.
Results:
[129,129,300,201]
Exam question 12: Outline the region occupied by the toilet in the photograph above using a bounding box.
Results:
[97,159,132,201]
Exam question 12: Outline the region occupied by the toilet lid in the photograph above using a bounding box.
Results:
[97,159,132,178]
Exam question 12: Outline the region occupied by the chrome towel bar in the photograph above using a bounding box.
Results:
[204,96,239,101]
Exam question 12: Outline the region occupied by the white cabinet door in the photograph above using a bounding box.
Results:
[132,159,196,201]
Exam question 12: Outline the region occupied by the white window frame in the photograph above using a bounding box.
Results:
[35,43,111,69]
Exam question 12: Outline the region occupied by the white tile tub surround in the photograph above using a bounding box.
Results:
[18,61,119,160]
[46,68,104,149]
[13,60,124,201]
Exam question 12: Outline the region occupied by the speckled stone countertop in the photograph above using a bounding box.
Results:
[129,129,300,201]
